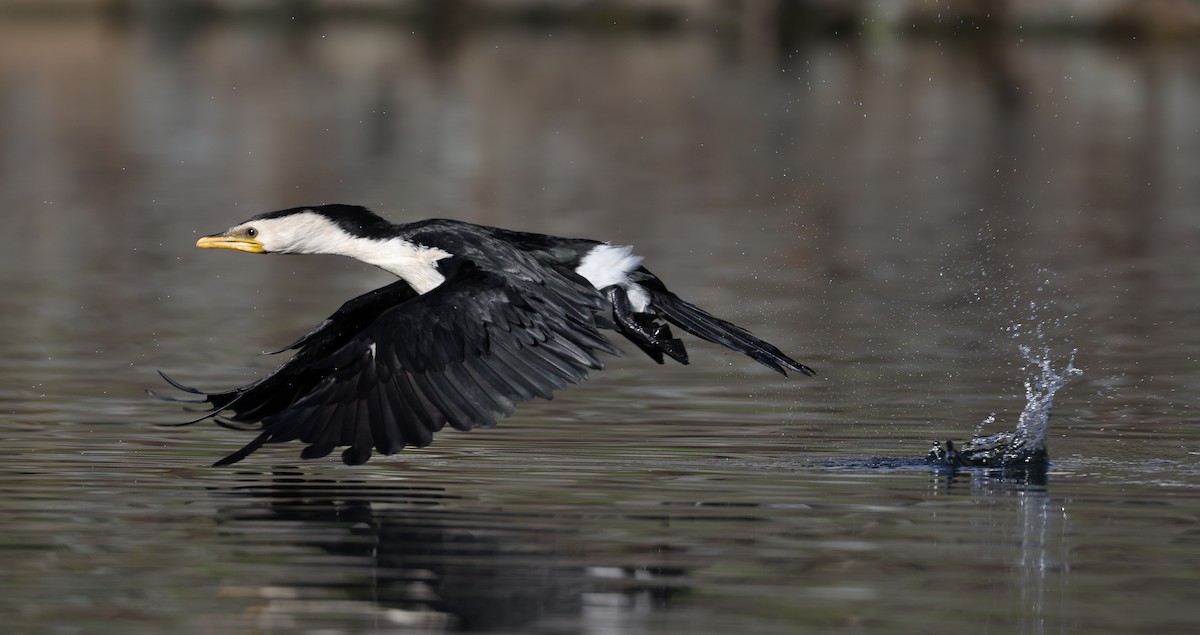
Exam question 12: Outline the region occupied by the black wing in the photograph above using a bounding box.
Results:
[157,258,620,466]
[629,267,815,377]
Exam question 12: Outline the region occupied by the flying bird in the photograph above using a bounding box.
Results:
[156,205,814,466]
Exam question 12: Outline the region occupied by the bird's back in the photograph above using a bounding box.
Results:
[401,218,603,273]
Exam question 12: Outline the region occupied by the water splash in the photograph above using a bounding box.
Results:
[972,412,997,439]
[1009,345,1082,461]
[928,346,1081,476]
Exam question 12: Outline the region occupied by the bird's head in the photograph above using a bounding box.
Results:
[196,205,395,255]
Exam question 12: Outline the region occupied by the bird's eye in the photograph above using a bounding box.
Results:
[246,227,258,238]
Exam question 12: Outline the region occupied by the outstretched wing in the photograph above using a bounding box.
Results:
[158,258,620,466]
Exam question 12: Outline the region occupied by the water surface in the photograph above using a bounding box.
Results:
[1,18,1198,634]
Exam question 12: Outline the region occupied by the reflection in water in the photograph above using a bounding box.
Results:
[211,473,688,632]
[930,472,1066,635]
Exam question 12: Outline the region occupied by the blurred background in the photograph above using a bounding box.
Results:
[1,1,1199,634]
[3,0,1197,426]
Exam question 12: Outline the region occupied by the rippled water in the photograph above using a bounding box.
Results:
[2,17,1199,634]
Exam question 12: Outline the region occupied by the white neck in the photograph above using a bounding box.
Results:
[338,236,451,294]
[243,212,452,293]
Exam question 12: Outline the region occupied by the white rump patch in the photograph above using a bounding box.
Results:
[577,244,642,289]
[576,244,650,311]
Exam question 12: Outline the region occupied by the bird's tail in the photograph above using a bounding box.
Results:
[643,287,815,377]
[605,266,815,376]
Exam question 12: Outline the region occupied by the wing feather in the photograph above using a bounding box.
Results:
[394,373,439,445]
[458,356,517,400]
[299,403,341,460]
[160,257,617,465]
[413,372,479,433]
[370,381,405,455]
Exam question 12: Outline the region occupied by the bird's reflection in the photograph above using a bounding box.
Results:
[209,471,687,632]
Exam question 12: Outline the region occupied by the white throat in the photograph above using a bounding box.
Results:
[342,237,451,294]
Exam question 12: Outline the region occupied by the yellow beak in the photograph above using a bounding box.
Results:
[196,235,265,254]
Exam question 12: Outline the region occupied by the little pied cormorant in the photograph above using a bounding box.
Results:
[155,205,815,466]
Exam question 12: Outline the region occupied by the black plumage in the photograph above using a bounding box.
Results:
[156,205,814,466]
